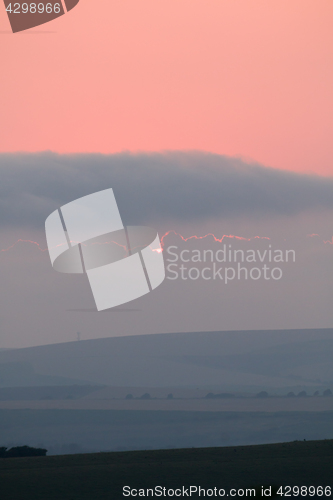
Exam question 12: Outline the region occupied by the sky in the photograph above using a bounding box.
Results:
[0,1,332,348]
[0,0,333,174]
[0,152,332,348]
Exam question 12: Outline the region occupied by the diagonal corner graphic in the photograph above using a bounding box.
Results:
[3,0,80,33]
[45,188,165,311]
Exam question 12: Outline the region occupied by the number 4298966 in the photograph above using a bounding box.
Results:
[276,486,331,497]
[6,3,61,14]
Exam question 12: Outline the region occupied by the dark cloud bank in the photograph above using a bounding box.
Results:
[1,151,332,229]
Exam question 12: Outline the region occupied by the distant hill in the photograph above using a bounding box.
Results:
[170,338,333,381]
[0,361,96,387]
[0,329,332,389]
[0,385,102,401]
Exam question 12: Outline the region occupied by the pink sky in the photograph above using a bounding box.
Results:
[0,0,332,175]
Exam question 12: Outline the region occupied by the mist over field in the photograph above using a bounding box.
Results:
[0,329,332,455]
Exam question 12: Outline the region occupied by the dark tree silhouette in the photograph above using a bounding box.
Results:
[205,392,235,399]
[140,393,151,400]
[2,446,47,458]
[256,391,269,398]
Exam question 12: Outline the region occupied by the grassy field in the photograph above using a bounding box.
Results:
[0,440,332,499]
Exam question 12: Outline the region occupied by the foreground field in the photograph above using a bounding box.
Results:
[0,440,332,499]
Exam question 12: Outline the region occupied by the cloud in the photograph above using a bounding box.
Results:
[0,151,333,229]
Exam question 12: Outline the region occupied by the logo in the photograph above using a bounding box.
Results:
[45,189,165,311]
[3,0,80,33]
